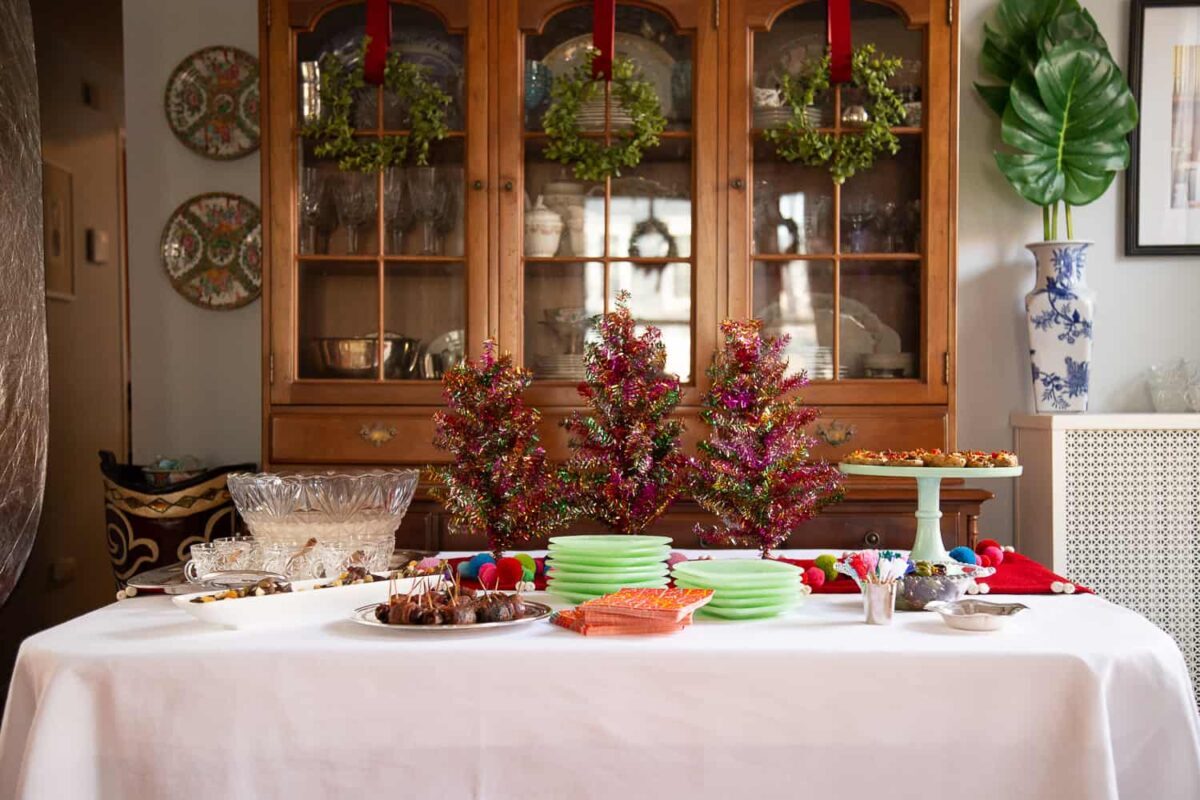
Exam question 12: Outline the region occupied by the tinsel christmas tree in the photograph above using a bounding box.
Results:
[562,292,687,535]
[691,319,843,557]
[431,341,574,558]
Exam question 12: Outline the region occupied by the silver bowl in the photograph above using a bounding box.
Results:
[926,599,1028,631]
[308,337,380,378]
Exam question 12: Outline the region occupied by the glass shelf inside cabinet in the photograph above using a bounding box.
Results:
[296,4,466,135]
[522,4,696,384]
[750,0,925,383]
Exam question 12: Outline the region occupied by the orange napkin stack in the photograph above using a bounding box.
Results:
[550,587,714,636]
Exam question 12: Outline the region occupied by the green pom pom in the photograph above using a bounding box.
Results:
[515,553,536,574]
[815,553,838,582]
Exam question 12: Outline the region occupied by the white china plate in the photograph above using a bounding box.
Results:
[173,575,444,630]
[350,599,553,631]
[542,32,675,119]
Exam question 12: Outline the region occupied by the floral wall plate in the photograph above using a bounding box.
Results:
[160,193,262,310]
[164,46,260,160]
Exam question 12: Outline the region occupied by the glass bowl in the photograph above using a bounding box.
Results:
[227,469,419,546]
[836,561,995,611]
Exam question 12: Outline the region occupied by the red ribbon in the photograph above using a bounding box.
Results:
[591,0,616,81]
[828,0,851,84]
[364,0,391,86]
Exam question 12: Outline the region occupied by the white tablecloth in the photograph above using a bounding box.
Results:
[3,550,1199,800]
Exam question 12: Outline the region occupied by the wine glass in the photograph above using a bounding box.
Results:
[407,166,447,256]
[299,167,327,255]
[434,168,463,256]
[332,172,377,255]
[383,167,412,254]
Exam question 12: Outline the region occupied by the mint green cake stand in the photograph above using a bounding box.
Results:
[837,463,1023,563]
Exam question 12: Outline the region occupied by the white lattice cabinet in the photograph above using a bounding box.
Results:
[1012,413,1200,703]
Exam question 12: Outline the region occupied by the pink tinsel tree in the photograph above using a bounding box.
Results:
[431,341,575,559]
[562,292,687,535]
[691,319,843,557]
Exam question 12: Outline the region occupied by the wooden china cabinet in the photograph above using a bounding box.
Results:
[260,0,991,552]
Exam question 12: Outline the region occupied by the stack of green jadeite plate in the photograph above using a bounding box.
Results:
[670,559,809,620]
[546,535,672,604]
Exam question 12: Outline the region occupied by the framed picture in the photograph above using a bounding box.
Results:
[42,160,74,300]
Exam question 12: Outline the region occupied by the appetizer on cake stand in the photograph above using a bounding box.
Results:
[838,450,1022,563]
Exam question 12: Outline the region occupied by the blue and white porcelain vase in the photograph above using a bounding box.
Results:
[1025,241,1094,413]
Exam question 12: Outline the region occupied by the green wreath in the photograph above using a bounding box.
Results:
[763,44,906,184]
[302,40,451,172]
[542,50,667,182]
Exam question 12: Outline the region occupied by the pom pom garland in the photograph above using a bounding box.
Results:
[948,546,977,565]
[982,545,1004,566]
[976,538,1001,554]
[515,553,537,575]
[497,557,525,587]
[814,553,839,582]
[804,566,826,588]
[477,562,499,588]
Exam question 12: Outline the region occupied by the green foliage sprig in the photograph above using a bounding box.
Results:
[542,50,667,182]
[302,40,451,172]
[764,45,906,184]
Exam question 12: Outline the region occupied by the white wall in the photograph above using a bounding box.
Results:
[959,0,1200,541]
[123,0,261,468]
[120,1,1200,538]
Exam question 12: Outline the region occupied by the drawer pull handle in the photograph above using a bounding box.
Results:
[359,422,397,447]
[863,530,881,547]
[816,420,856,447]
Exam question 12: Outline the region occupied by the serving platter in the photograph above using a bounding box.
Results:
[173,575,443,630]
[350,600,552,632]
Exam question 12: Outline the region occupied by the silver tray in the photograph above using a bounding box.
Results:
[351,600,552,632]
[125,561,202,594]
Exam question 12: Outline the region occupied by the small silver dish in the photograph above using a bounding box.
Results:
[925,599,1028,631]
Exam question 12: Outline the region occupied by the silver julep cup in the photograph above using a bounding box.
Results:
[863,582,897,625]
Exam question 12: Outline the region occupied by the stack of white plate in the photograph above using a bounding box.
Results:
[538,354,587,381]
[790,346,849,380]
[753,106,829,129]
[546,535,671,604]
[577,98,633,132]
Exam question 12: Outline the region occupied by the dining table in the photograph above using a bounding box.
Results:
[2,549,1199,800]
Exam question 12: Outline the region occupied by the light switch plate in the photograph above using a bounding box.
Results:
[86,228,109,264]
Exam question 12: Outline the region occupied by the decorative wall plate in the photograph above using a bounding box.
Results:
[164,45,260,160]
[160,193,262,310]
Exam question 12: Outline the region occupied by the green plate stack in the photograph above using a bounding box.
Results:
[546,535,672,604]
[671,559,809,620]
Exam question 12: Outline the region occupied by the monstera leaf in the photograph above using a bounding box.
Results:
[995,40,1138,206]
[976,0,1081,116]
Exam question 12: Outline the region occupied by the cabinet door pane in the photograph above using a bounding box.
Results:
[300,148,379,257]
[387,144,465,258]
[753,259,836,379]
[524,261,605,380]
[384,262,465,380]
[298,261,379,379]
[610,140,692,259]
[841,140,922,255]
[839,261,920,379]
[753,140,834,256]
[524,141,604,259]
[609,261,692,382]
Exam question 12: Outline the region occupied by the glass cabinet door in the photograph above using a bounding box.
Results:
[499,1,717,402]
[731,0,949,404]
[273,0,486,402]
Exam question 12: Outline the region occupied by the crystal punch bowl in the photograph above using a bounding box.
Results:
[227,469,420,545]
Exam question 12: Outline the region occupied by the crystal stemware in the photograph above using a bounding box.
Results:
[299,167,327,255]
[383,167,412,254]
[407,166,447,256]
[434,168,462,254]
[332,172,377,255]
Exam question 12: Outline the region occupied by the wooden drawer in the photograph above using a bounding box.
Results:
[807,406,949,462]
[270,411,446,464]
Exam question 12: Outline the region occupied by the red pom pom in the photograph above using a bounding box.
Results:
[496,557,524,588]
[804,566,826,588]
[476,562,499,587]
[977,555,992,568]
[982,545,1004,566]
[976,538,1001,554]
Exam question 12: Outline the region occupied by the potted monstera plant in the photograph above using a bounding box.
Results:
[977,0,1138,412]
